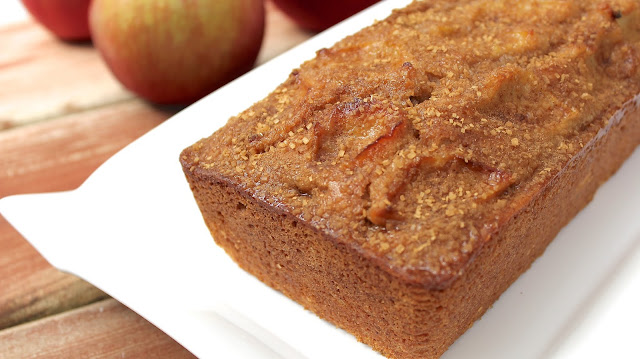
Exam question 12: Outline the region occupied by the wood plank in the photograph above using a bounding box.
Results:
[0,215,108,330]
[0,21,133,130]
[0,99,177,198]
[0,298,196,358]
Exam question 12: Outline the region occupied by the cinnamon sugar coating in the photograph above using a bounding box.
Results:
[182,0,640,288]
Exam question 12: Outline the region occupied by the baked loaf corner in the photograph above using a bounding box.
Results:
[181,1,640,357]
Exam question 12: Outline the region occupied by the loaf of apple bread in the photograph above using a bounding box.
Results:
[181,0,640,357]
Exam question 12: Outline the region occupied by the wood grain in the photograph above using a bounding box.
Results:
[0,298,196,358]
[0,21,133,130]
[0,99,177,198]
[0,217,108,330]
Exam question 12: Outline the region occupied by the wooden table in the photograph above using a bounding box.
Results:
[0,3,311,357]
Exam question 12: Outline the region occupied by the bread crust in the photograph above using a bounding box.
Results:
[181,0,640,356]
[182,96,639,358]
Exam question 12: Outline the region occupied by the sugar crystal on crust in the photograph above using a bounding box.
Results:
[184,0,640,287]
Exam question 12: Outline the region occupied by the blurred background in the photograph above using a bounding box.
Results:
[0,2,28,26]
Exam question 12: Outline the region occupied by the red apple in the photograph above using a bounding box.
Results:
[271,0,380,32]
[89,0,265,104]
[21,0,91,41]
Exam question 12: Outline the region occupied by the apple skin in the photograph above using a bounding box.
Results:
[89,0,265,104]
[21,0,91,40]
[271,0,380,32]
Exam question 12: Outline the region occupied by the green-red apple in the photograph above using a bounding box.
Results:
[89,0,265,104]
[21,0,91,40]
[271,0,380,32]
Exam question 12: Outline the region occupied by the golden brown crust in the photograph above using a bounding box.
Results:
[183,0,640,287]
[181,0,640,357]
[182,95,639,358]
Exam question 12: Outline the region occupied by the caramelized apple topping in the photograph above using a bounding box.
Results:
[187,0,640,280]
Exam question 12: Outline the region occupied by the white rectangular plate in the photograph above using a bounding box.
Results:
[1,1,640,358]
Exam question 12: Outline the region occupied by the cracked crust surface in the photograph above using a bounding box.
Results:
[181,0,640,357]
[183,0,640,286]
